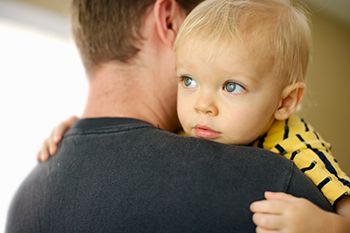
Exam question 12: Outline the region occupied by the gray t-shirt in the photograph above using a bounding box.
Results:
[6,118,333,233]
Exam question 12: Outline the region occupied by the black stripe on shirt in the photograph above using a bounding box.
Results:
[297,134,350,188]
[275,144,287,154]
[258,132,267,148]
[317,177,331,190]
[313,131,330,153]
[301,118,310,132]
[333,192,349,209]
[301,162,316,173]
[290,150,300,160]
[283,118,289,140]
[314,148,350,188]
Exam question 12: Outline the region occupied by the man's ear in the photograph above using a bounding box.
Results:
[154,0,185,47]
[274,82,306,121]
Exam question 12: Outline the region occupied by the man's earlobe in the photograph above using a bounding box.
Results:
[154,0,184,46]
[274,82,306,121]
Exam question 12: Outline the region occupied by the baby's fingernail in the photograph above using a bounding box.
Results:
[49,147,55,154]
[54,135,60,142]
[40,153,46,161]
[265,191,274,197]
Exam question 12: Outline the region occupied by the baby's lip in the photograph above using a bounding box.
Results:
[195,124,214,131]
[194,124,221,139]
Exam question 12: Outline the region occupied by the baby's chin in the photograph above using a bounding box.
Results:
[186,133,232,144]
[195,134,254,146]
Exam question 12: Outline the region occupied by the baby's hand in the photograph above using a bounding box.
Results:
[250,191,330,233]
[37,116,79,162]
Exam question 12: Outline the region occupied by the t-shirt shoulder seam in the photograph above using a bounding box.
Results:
[63,124,154,138]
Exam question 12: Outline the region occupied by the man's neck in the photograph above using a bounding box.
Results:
[81,61,180,133]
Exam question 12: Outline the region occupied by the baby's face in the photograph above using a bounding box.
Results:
[176,38,285,145]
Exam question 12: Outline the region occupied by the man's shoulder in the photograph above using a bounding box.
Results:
[51,118,296,193]
[156,128,294,167]
[7,118,333,233]
[62,117,295,177]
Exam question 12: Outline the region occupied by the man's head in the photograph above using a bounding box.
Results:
[71,0,203,74]
[73,0,204,133]
[175,0,311,145]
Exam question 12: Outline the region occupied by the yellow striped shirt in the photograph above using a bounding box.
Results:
[252,115,350,207]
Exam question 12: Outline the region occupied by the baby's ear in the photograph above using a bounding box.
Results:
[274,82,305,120]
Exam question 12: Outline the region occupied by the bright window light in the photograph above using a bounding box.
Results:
[0,2,87,232]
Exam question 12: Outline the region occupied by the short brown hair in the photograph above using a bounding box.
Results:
[71,0,203,72]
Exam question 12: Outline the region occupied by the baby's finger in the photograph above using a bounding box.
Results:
[37,151,48,162]
[37,139,51,162]
[252,212,284,231]
[250,200,289,214]
[41,128,58,158]
[264,191,297,202]
[37,116,78,162]
[53,116,78,143]
[47,116,78,156]
[255,226,279,233]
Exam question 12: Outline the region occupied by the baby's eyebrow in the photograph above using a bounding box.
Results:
[175,63,185,73]
[176,62,184,69]
[176,62,195,71]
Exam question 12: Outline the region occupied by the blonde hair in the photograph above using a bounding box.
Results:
[174,0,312,84]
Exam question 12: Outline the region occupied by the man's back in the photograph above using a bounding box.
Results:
[6,118,333,232]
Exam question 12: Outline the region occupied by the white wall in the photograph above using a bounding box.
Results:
[299,12,350,175]
[0,1,87,231]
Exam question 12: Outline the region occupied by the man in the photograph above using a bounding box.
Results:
[6,0,333,232]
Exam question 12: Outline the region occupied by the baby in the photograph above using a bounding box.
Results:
[175,0,350,231]
[39,0,350,231]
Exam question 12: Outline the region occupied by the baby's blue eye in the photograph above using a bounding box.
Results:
[224,82,245,94]
[183,77,198,88]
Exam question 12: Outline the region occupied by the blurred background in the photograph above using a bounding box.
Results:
[0,0,86,231]
[0,0,349,231]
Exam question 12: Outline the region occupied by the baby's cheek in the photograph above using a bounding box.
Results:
[177,107,185,122]
[181,120,191,135]
[177,112,189,132]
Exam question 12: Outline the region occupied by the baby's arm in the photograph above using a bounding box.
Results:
[37,116,78,161]
[250,191,350,233]
[336,195,350,231]
[251,116,350,231]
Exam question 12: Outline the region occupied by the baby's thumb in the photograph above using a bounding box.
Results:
[264,191,296,201]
